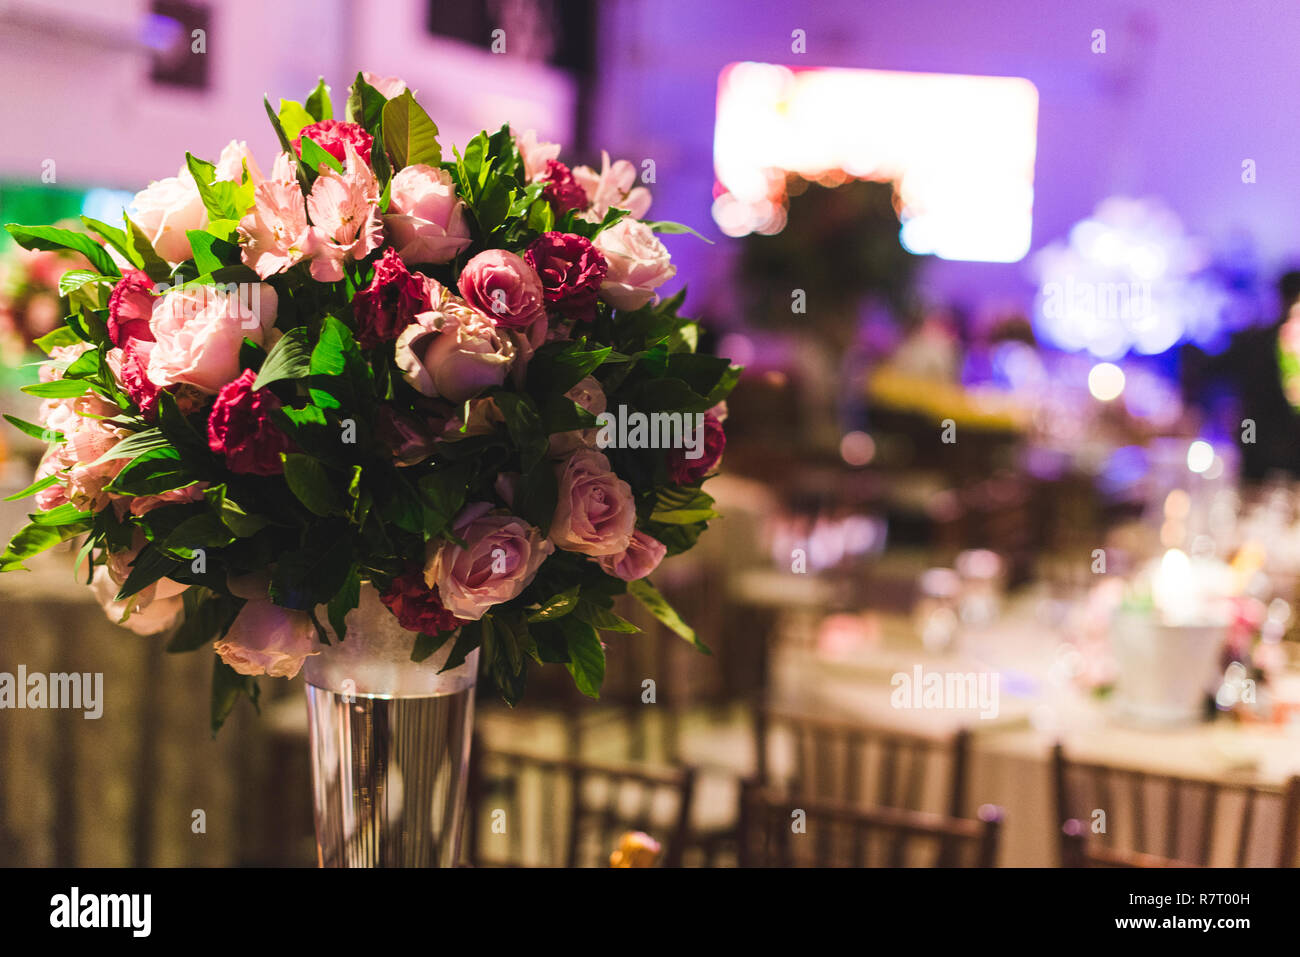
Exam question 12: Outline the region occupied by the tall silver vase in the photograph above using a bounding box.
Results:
[304,586,478,867]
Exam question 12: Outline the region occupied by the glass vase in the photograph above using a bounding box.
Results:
[304,585,478,867]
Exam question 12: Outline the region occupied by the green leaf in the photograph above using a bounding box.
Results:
[264,96,312,194]
[185,152,255,223]
[115,544,184,602]
[527,340,612,395]
[85,427,168,466]
[253,326,313,389]
[562,617,605,698]
[20,378,89,399]
[346,72,388,131]
[281,453,345,517]
[326,565,360,641]
[0,521,82,571]
[203,485,269,538]
[416,464,470,540]
[185,229,237,275]
[411,631,452,662]
[3,414,61,444]
[123,216,173,281]
[305,77,333,122]
[5,224,120,277]
[492,391,548,471]
[211,656,258,736]
[158,512,236,557]
[33,325,82,353]
[3,473,60,503]
[106,448,190,496]
[278,98,315,141]
[270,521,354,609]
[381,90,441,168]
[79,216,132,261]
[168,587,245,653]
[437,623,479,674]
[526,198,554,234]
[27,503,90,526]
[644,219,714,243]
[627,578,709,652]
[574,598,640,633]
[527,586,580,622]
[651,487,717,524]
[300,136,343,175]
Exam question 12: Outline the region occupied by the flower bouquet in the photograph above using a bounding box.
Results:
[0,72,736,741]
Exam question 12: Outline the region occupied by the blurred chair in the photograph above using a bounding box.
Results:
[738,780,1001,867]
[464,743,696,867]
[1053,744,1300,867]
[757,709,971,817]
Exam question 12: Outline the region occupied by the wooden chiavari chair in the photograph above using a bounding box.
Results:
[464,744,696,867]
[738,779,1002,867]
[1053,744,1300,867]
[757,709,971,818]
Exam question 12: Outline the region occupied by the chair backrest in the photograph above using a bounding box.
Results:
[756,708,970,818]
[465,745,696,867]
[1053,743,1300,867]
[738,780,1001,867]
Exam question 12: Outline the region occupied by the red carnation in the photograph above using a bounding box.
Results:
[116,344,161,420]
[206,369,295,476]
[352,248,437,348]
[293,120,374,167]
[539,160,589,215]
[667,412,726,485]
[380,567,461,636]
[107,269,156,347]
[524,232,608,322]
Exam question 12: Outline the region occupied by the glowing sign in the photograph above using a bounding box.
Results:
[713,62,1038,262]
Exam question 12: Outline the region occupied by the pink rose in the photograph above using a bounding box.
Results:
[550,449,635,557]
[594,219,676,310]
[395,299,516,402]
[238,152,313,279]
[362,72,410,99]
[424,501,555,620]
[148,282,278,393]
[130,167,208,264]
[572,151,653,222]
[214,598,319,678]
[457,249,546,330]
[89,533,189,635]
[548,375,605,457]
[513,128,561,182]
[214,139,264,187]
[597,530,667,582]
[376,404,438,466]
[306,140,383,282]
[91,565,186,635]
[383,164,472,266]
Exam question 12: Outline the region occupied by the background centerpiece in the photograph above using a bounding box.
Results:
[0,72,736,867]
